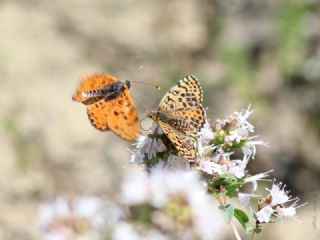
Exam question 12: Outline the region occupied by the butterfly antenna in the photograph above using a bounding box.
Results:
[131,80,161,90]
[139,113,149,131]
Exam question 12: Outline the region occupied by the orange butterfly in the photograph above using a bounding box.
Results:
[72,73,140,141]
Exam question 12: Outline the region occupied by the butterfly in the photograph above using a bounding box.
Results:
[72,73,140,141]
[147,75,206,162]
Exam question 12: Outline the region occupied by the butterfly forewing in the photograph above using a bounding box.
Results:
[158,75,203,111]
[165,105,206,134]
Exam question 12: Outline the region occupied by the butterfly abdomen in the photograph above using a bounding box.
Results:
[82,82,126,101]
[82,88,109,98]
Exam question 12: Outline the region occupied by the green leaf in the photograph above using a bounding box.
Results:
[219,204,234,223]
[234,208,255,232]
[211,174,245,197]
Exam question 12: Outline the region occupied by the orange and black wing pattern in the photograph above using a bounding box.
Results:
[72,73,140,141]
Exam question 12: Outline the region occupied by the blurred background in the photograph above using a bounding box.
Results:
[0,0,319,239]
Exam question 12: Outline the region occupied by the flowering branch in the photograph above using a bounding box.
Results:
[38,106,306,240]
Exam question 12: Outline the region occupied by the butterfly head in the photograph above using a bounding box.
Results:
[123,80,131,90]
[146,110,156,120]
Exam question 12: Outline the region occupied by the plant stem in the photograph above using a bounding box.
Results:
[230,220,242,240]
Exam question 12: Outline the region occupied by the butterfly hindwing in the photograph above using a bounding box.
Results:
[165,105,206,134]
[158,121,198,162]
[107,89,140,141]
[86,99,112,131]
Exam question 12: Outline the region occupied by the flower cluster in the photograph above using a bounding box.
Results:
[255,181,306,224]
[131,123,189,170]
[197,107,271,199]
[113,168,225,240]
[199,106,268,159]
[38,196,116,240]
[129,105,305,236]
[38,106,306,240]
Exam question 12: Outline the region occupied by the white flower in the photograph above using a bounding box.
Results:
[121,171,149,205]
[199,154,248,179]
[244,170,273,191]
[242,138,269,159]
[256,205,274,223]
[225,128,247,143]
[198,121,215,143]
[119,169,226,239]
[113,223,142,240]
[233,105,255,133]
[131,123,167,163]
[276,206,296,218]
[38,196,109,240]
[255,180,306,223]
[226,158,248,178]
[267,182,290,206]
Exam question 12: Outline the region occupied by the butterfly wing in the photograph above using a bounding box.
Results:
[86,99,112,131]
[158,121,198,162]
[72,73,118,105]
[107,89,140,141]
[158,75,203,111]
[166,105,206,134]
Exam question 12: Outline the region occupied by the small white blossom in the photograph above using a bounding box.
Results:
[242,138,269,159]
[233,105,255,133]
[244,170,273,191]
[199,154,248,179]
[198,121,215,143]
[131,123,167,163]
[256,205,274,223]
[267,182,290,206]
[255,180,306,223]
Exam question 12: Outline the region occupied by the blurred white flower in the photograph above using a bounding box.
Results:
[121,172,149,205]
[113,222,170,240]
[118,169,226,240]
[112,223,143,240]
[38,196,111,240]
